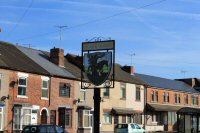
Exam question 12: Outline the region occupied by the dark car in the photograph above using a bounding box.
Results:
[21,124,69,133]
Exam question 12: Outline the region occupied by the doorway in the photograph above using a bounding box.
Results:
[41,109,47,124]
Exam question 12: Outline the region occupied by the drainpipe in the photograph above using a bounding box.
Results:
[48,76,52,107]
[144,85,148,130]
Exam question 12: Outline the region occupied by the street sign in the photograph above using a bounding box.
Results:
[81,40,115,89]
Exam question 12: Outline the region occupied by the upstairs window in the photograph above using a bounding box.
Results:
[184,94,188,104]
[163,92,169,103]
[175,94,180,104]
[79,89,86,102]
[174,94,177,103]
[155,91,158,102]
[136,87,141,101]
[151,91,155,102]
[121,83,126,99]
[192,95,198,105]
[60,83,70,97]
[104,87,110,97]
[42,80,49,99]
[18,77,27,96]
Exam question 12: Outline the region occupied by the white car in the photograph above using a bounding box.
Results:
[115,123,145,133]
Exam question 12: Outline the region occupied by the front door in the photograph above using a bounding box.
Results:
[41,110,47,124]
[31,110,38,124]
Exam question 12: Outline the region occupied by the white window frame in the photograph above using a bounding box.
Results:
[121,83,126,99]
[17,77,28,98]
[135,87,141,101]
[80,89,86,102]
[13,107,32,130]
[0,107,3,131]
[82,110,93,128]
[41,79,49,100]
[22,108,31,129]
[103,112,112,124]
[17,72,29,98]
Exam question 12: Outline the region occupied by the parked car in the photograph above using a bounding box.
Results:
[21,124,69,133]
[115,123,145,133]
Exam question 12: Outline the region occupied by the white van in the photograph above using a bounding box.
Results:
[115,123,145,133]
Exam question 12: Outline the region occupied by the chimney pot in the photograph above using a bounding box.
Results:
[50,48,64,67]
[122,65,134,75]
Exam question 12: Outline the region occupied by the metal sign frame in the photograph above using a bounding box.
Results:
[81,40,115,89]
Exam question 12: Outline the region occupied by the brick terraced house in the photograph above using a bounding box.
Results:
[1,40,200,133]
[135,73,200,133]
[0,41,77,133]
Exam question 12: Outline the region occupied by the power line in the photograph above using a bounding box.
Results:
[5,0,34,39]
[13,0,167,42]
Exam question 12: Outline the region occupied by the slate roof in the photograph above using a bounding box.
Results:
[16,45,76,79]
[115,64,146,85]
[65,54,146,85]
[135,73,199,93]
[0,41,49,75]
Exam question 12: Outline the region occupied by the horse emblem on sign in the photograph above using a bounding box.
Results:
[84,52,112,86]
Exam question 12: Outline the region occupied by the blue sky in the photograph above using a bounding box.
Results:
[1,0,200,79]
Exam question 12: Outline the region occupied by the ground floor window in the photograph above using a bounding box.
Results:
[0,107,3,131]
[50,110,56,125]
[133,114,142,124]
[122,115,126,123]
[168,112,177,125]
[13,107,31,130]
[103,112,112,124]
[78,109,93,128]
[114,115,118,124]
[127,115,132,123]
[58,108,72,128]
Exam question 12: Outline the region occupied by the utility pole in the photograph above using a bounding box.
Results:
[55,25,67,49]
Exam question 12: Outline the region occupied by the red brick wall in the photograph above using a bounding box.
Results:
[5,71,76,133]
[147,87,200,132]
[147,87,199,106]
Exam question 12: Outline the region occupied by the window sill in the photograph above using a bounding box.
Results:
[78,127,92,129]
[120,98,126,100]
[135,100,141,102]
[163,102,169,104]
[151,101,158,103]
[60,96,70,98]
[192,105,198,107]
[103,96,110,99]
[41,97,49,100]
[17,95,28,99]
[103,123,112,125]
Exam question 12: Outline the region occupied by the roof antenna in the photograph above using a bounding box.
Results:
[181,70,187,78]
[55,25,67,49]
[129,53,135,66]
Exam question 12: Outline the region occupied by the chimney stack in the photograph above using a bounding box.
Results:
[192,78,196,87]
[50,47,64,67]
[122,65,135,75]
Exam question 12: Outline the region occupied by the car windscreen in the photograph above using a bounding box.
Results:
[22,126,38,133]
[40,125,56,133]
